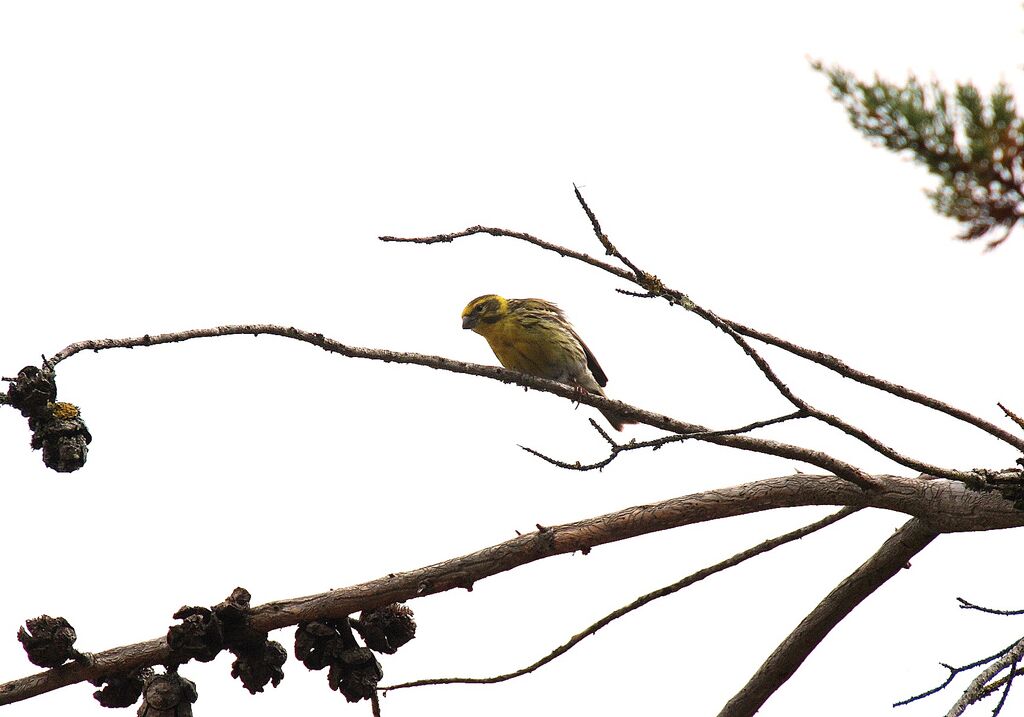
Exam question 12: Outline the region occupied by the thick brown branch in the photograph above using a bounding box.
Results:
[382,506,860,690]
[41,324,875,487]
[2,474,1020,706]
[717,518,940,717]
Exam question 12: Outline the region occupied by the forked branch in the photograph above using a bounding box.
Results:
[520,412,808,472]
[946,637,1024,716]
[895,598,1024,715]
[382,506,860,690]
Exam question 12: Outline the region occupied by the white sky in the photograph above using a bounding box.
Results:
[2,2,1024,716]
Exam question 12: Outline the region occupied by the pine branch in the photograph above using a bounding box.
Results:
[812,61,1024,248]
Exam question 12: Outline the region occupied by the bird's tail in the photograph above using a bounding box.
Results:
[600,407,636,432]
[576,381,635,432]
[591,385,635,431]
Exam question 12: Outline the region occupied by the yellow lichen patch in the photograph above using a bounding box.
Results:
[50,402,81,420]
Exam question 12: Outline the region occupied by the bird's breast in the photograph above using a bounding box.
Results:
[483,322,578,382]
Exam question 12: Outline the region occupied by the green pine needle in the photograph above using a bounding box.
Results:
[811,60,1024,249]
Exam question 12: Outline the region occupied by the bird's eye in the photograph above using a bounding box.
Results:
[472,304,483,314]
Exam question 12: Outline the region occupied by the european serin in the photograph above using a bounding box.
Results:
[461,294,634,430]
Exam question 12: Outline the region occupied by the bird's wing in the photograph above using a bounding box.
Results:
[572,329,609,388]
[515,298,610,387]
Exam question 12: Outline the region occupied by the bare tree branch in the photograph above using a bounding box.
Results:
[381,216,1024,456]
[893,604,1024,712]
[895,637,1024,708]
[36,324,877,487]
[718,518,940,717]
[989,662,1019,717]
[381,506,860,691]
[685,300,977,481]
[977,667,1024,711]
[997,402,1024,434]
[733,322,1024,453]
[571,188,998,482]
[380,225,635,282]
[947,636,1024,716]
[519,412,808,472]
[957,598,1024,616]
[572,183,648,281]
[564,187,968,478]
[3,474,1019,706]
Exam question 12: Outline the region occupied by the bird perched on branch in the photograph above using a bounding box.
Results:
[461,294,634,430]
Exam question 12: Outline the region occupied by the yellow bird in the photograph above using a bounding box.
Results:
[461,294,634,430]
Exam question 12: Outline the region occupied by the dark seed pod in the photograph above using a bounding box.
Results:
[17,615,79,668]
[294,621,350,671]
[327,647,382,703]
[137,669,197,717]
[354,603,416,654]
[167,606,223,663]
[6,366,57,418]
[36,402,91,473]
[92,667,154,708]
[231,640,287,694]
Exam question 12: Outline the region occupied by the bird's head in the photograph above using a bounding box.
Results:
[461,294,509,332]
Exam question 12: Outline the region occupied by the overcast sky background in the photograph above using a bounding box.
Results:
[3,2,1024,716]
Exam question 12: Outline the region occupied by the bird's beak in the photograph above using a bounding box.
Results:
[462,315,476,330]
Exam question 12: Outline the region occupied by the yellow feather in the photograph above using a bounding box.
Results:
[461,294,633,430]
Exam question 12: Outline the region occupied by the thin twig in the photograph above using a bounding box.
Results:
[520,411,808,472]
[997,402,1024,433]
[587,417,617,447]
[990,657,1018,716]
[381,507,860,691]
[731,322,1024,453]
[687,302,977,482]
[572,183,647,280]
[615,288,657,298]
[36,324,875,488]
[895,639,1024,707]
[380,225,634,282]
[957,598,1024,616]
[946,636,1024,716]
